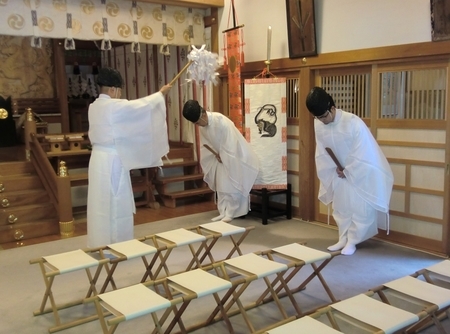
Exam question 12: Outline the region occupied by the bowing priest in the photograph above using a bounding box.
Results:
[306,87,393,255]
[182,100,260,223]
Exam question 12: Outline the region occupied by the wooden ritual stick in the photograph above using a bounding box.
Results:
[203,144,218,156]
[169,60,193,86]
[325,147,344,171]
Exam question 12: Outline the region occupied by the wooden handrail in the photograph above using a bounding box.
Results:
[30,133,74,236]
[29,134,58,207]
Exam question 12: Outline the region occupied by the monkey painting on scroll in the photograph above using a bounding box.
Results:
[244,77,287,189]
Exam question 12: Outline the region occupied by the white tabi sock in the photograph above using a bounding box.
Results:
[327,238,347,251]
[211,214,224,222]
[341,243,356,255]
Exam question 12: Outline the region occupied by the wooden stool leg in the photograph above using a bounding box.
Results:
[261,188,269,225]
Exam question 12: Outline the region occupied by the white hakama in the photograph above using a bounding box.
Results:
[314,109,393,246]
[87,93,168,248]
[199,112,259,221]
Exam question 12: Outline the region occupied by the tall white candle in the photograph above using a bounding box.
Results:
[267,26,272,61]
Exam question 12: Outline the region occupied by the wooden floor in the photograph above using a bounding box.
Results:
[0,143,217,250]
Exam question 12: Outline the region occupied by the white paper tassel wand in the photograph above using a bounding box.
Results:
[168,45,220,86]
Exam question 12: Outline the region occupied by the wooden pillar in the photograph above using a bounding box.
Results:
[57,161,74,237]
[297,67,316,221]
[207,8,221,114]
[53,40,70,133]
[23,108,37,161]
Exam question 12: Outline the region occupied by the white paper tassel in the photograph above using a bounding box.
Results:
[187,45,219,85]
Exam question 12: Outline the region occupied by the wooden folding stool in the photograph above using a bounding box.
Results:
[98,238,163,293]
[187,222,255,270]
[205,252,296,333]
[267,292,425,334]
[89,280,183,334]
[323,293,423,334]
[142,228,209,280]
[90,269,234,334]
[413,260,450,287]
[257,243,340,316]
[371,275,450,334]
[161,268,235,334]
[265,315,343,334]
[30,249,110,333]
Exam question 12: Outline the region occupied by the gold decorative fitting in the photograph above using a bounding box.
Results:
[59,220,74,238]
[26,108,34,121]
[0,183,4,192]
[14,229,24,240]
[58,161,69,177]
[8,214,18,224]
[0,108,8,119]
[1,198,9,208]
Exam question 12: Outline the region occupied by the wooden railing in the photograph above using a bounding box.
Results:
[29,132,75,236]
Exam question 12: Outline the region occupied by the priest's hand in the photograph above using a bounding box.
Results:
[336,167,345,178]
[159,84,172,96]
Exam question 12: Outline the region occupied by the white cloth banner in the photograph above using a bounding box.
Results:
[244,78,287,189]
[0,0,205,47]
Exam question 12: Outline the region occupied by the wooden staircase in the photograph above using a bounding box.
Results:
[0,161,59,243]
[0,141,213,243]
[153,142,214,208]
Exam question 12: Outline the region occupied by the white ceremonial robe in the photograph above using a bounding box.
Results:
[87,93,168,248]
[314,109,394,244]
[199,112,260,219]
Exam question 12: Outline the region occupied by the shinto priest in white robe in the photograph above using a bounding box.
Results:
[199,111,260,220]
[87,93,168,247]
[314,109,394,245]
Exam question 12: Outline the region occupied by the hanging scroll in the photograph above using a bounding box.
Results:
[222,0,245,133]
[224,28,244,132]
[245,78,287,189]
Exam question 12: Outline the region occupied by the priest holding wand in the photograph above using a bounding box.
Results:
[305,87,394,255]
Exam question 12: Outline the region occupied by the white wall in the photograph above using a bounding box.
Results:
[218,0,431,62]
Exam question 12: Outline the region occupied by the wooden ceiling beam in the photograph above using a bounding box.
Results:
[125,0,224,8]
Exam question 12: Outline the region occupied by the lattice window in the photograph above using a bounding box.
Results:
[379,69,446,120]
[320,74,371,118]
[286,78,299,119]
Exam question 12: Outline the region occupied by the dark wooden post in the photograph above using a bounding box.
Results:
[57,161,74,237]
[23,108,37,161]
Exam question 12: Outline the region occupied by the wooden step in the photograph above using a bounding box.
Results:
[0,203,57,224]
[0,174,43,192]
[166,146,194,160]
[0,161,35,176]
[160,159,198,169]
[0,219,60,244]
[70,172,88,186]
[0,189,49,207]
[159,187,214,208]
[167,141,193,156]
[154,173,204,185]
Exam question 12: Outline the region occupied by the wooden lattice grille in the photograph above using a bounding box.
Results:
[320,74,371,118]
[286,78,299,119]
[379,69,446,120]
